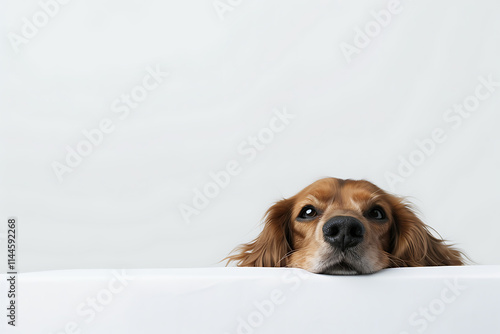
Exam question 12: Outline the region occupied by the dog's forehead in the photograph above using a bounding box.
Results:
[297,178,337,202]
[341,180,382,202]
[295,178,381,204]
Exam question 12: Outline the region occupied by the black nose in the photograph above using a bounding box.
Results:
[323,216,365,251]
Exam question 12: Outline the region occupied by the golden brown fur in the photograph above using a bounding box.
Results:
[225,178,465,274]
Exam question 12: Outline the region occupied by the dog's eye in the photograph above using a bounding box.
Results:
[298,205,318,220]
[367,206,386,220]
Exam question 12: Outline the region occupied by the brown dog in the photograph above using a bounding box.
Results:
[226,178,465,274]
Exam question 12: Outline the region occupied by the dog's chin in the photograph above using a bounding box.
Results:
[318,260,361,275]
[315,251,379,275]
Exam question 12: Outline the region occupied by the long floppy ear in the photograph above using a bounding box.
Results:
[389,197,465,267]
[224,198,294,267]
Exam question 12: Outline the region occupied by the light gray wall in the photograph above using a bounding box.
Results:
[1,0,499,272]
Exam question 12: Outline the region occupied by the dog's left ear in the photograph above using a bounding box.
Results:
[225,198,294,267]
[388,197,465,267]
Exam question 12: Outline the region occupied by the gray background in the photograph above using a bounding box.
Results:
[1,0,499,272]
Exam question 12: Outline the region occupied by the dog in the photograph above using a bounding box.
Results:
[225,177,465,275]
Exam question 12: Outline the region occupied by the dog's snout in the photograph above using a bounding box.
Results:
[323,216,365,251]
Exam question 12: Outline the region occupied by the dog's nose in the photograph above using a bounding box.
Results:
[323,216,365,251]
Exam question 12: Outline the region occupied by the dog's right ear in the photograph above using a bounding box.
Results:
[224,198,294,267]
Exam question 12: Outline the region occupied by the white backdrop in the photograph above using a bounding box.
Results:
[1,0,499,272]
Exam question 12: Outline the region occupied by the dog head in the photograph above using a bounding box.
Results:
[226,178,464,274]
